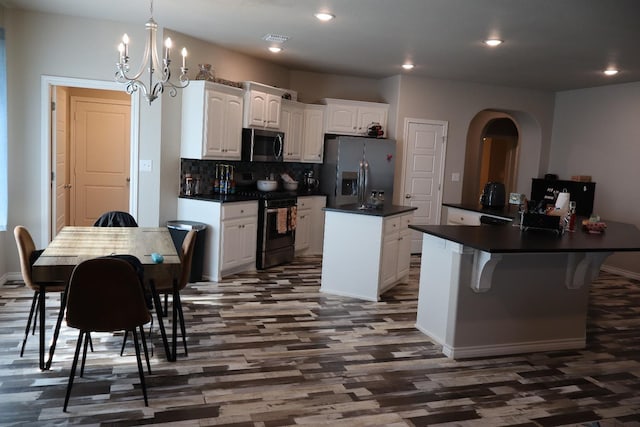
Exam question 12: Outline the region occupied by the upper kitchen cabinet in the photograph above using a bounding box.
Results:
[281,99,304,161]
[181,81,243,160]
[321,98,389,137]
[243,81,286,129]
[301,104,325,163]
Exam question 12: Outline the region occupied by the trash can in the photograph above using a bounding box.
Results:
[166,220,207,283]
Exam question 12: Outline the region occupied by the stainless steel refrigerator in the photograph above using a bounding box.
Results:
[320,136,396,207]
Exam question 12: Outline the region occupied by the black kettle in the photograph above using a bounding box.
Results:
[480,182,506,208]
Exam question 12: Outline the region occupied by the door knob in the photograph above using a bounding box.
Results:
[405,194,412,199]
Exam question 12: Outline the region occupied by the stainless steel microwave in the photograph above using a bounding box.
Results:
[241,128,285,162]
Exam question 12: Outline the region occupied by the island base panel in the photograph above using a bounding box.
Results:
[416,234,593,359]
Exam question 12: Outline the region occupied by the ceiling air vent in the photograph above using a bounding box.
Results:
[262,34,290,43]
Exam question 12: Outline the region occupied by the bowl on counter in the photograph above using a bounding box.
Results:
[283,181,299,191]
[257,179,278,192]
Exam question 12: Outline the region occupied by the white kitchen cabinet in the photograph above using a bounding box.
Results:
[281,100,304,161]
[243,81,284,129]
[445,206,512,226]
[295,195,326,255]
[177,198,258,282]
[301,105,325,163]
[181,81,243,160]
[320,208,415,301]
[321,98,389,136]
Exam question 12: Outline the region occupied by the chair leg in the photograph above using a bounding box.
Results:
[46,289,67,369]
[63,330,85,412]
[32,293,40,336]
[38,286,46,370]
[139,325,151,374]
[120,331,129,356]
[174,290,188,357]
[80,332,90,378]
[132,329,149,406]
[20,291,38,357]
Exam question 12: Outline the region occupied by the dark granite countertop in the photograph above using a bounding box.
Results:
[443,203,519,220]
[179,191,327,203]
[323,203,417,217]
[409,220,640,254]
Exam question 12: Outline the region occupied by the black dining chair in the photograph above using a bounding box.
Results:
[93,211,138,227]
[63,257,152,411]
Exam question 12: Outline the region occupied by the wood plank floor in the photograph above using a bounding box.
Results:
[1,255,639,426]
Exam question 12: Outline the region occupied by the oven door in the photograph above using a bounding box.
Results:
[258,204,296,269]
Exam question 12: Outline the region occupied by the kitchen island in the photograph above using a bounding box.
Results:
[321,204,417,301]
[409,221,640,359]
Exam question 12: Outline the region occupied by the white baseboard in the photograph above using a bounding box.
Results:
[441,338,586,359]
[1,272,22,284]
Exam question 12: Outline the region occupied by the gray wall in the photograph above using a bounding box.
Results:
[549,82,640,276]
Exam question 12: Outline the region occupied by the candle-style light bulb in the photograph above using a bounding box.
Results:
[164,37,172,61]
[117,42,125,63]
[181,47,187,68]
[121,33,129,58]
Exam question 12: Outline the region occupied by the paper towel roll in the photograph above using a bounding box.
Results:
[553,192,570,216]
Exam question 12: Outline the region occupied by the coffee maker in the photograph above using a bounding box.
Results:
[303,170,319,192]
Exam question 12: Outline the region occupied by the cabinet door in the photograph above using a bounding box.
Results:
[396,228,412,279]
[302,108,325,163]
[265,93,281,129]
[381,233,399,288]
[203,89,225,157]
[325,104,357,134]
[295,208,311,252]
[357,106,387,135]
[282,104,303,161]
[247,90,268,128]
[221,218,244,270]
[222,93,243,159]
[239,218,257,265]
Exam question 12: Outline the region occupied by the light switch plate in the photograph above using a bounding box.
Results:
[451,172,460,182]
[139,159,152,172]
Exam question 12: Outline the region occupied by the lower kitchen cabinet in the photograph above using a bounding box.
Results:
[320,207,415,301]
[177,198,258,281]
[295,195,326,255]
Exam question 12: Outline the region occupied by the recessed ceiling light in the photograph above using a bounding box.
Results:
[314,12,335,21]
[402,63,415,70]
[484,39,503,47]
[604,69,619,76]
[268,46,283,53]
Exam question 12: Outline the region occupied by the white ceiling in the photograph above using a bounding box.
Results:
[3,0,640,91]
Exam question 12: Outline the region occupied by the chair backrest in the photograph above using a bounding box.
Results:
[65,257,151,332]
[93,211,138,227]
[14,226,37,290]
[178,229,197,289]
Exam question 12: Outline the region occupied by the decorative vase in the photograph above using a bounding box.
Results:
[195,64,215,82]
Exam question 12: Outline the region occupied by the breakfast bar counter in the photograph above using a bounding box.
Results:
[408,221,640,359]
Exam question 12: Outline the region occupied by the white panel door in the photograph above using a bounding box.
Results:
[402,119,447,253]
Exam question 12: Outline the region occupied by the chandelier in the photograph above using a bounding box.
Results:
[115,0,189,104]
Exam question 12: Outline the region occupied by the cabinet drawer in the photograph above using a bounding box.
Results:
[297,197,312,209]
[400,214,413,229]
[222,202,258,220]
[383,217,401,235]
[447,208,481,226]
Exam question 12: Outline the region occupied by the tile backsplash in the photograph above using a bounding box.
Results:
[180,159,320,195]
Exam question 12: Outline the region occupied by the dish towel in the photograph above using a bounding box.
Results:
[277,208,288,234]
[289,206,297,231]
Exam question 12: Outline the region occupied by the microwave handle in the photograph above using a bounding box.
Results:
[274,134,283,160]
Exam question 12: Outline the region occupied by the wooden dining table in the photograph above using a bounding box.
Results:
[32,226,182,368]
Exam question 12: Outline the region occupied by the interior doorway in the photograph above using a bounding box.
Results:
[41,76,139,241]
[401,118,448,253]
[461,112,520,206]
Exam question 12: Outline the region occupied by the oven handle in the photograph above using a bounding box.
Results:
[266,206,295,213]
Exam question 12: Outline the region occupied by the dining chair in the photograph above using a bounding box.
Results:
[93,211,138,227]
[13,225,67,370]
[63,257,152,412]
[154,229,197,359]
